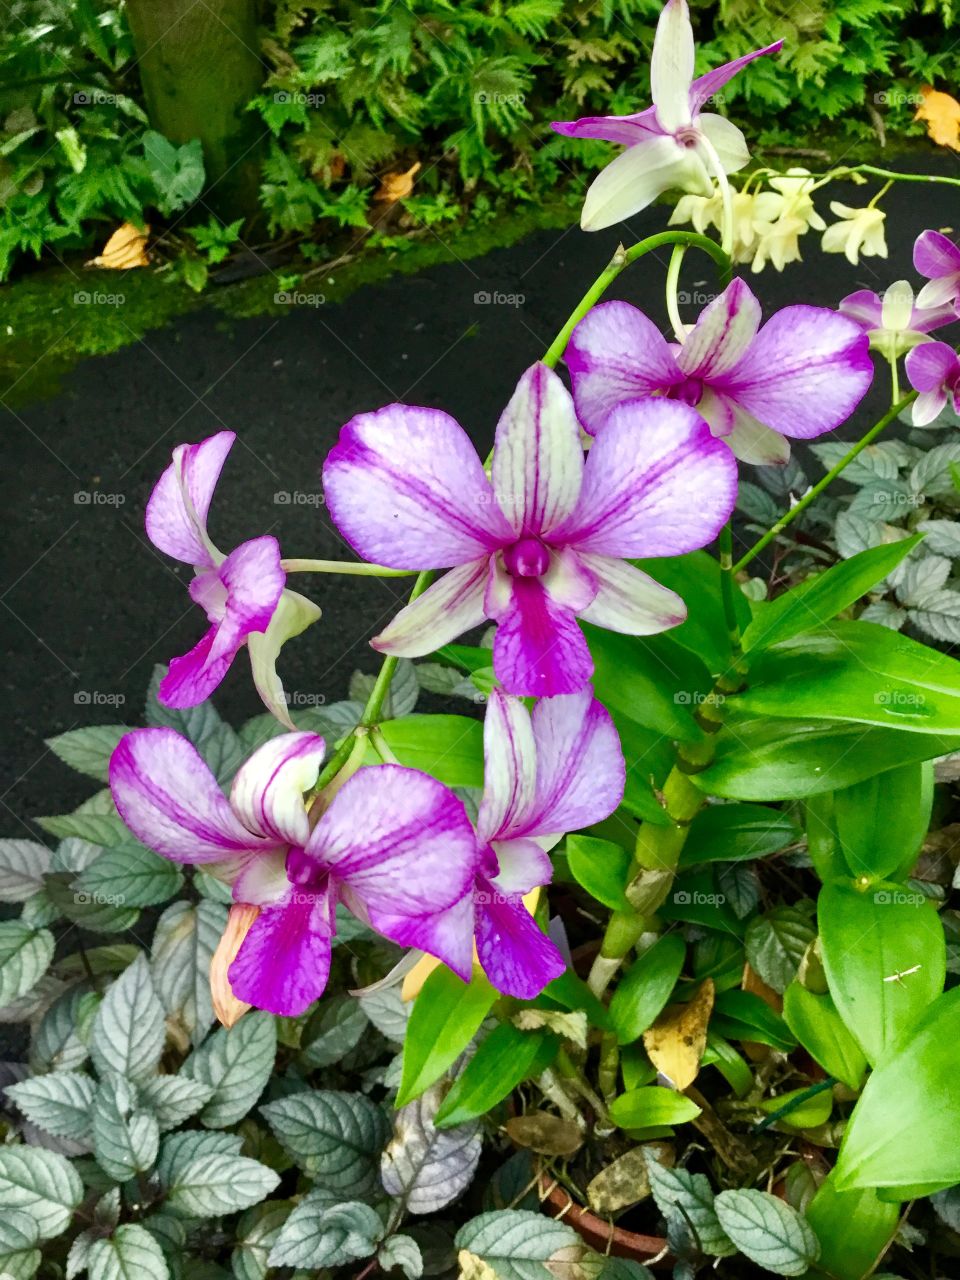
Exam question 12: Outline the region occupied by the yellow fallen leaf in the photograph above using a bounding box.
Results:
[87,221,150,269]
[915,85,960,152]
[458,1250,497,1280]
[643,978,715,1091]
[375,161,421,202]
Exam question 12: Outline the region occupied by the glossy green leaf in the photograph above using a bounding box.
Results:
[541,969,612,1032]
[608,1085,702,1129]
[805,793,847,882]
[376,715,483,787]
[819,881,945,1065]
[680,803,799,867]
[831,762,932,881]
[434,1026,556,1128]
[804,1171,898,1280]
[397,967,496,1106]
[711,990,796,1052]
[757,1084,833,1130]
[744,907,815,994]
[611,710,673,826]
[566,835,631,911]
[701,1033,753,1098]
[608,933,686,1046]
[742,537,923,654]
[714,1189,819,1276]
[634,550,749,672]
[782,984,866,1090]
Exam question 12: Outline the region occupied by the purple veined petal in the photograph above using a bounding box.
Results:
[492,363,584,538]
[688,41,784,115]
[678,278,763,379]
[580,133,712,232]
[696,114,750,175]
[513,689,625,840]
[720,305,874,440]
[489,837,554,895]
[475,886,566,1000]
[914,229,960,281]
[566,300,681,436]
[475,689,537,845]
[372,558,490,657]
[576,552,686,635]
[158,625,239,708]
[905,340,960,392]
[230,732,326,847]
[552,397,738,557]
[916,273,960,311]
[322,405,513,569]
[110,727,271,862]
[551,104,663,146]
[485,551,596,697]
[249,588,323,731]
[650,0,695,133]
[308,764,480,914]
[229,885,335,1016]
[217,536,286,638]
[346,889,477,983]
[145,431,234,568]
[838,290,884,332]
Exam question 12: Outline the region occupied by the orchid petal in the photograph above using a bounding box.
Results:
[576,553,686,634]
[475,889,565,1000]
[372,558,490,657]
[688,41,784,114]
[110,727,271,862]
[838,290,884,331]
[230,732,326,847]
[718,411,793,465]
[229,886,334,1016]
[323,405,512,569]
[906,340,960,393]
[914,229,960,281]
[158,626,239,708]
[249,588,323,730]
[651,0,694,132]
[553,398,737,557]
[678,278,762,379]
[916,274,960,311]
[217,536,286,637]
[696,113,750,175]
[492,363,584,537]
[232,850,291,906]
[476,690,537,844]
[490,837,553,895]
[347,890,476,983]
[550,105,663,146]
[913,388,949,427]
[721,305,873,439]
[145,431,234,567]
[580,134,712,232]
[566,300,681,436]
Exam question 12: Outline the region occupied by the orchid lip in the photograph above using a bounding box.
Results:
[503,537,551,578]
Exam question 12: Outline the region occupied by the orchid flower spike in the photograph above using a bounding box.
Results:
[906,342,960,426]
[109,729,480,1016]
[914,230,960,312]
[403,687,625,1001]
[552,0,782,230]
[146,431,320,726]
[565,278,873,466]
[839,282,955,361]
[323,362,737,698]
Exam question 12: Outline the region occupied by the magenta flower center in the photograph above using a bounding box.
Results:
[286,845,328,892]
[503,537,551,579]
[668,375,704,407]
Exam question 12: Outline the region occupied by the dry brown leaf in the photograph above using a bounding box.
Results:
[585,1141,673,1214]
[643,978,715,1090]
[375,161,421,202]
[504,1111,583,1157]
[915,85,960,152]
[86,220,150,269]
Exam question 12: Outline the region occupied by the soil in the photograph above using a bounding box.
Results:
[2,158,956,830]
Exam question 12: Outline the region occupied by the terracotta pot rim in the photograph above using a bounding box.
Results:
[538,1175,671,1269]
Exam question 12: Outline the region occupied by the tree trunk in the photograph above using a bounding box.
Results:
[125,0,265,222]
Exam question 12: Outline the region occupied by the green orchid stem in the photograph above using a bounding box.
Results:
[733,390,917,575]
[281,558,417,577]
[542,230,731,371]
[824,164,960,191]
[751,1077,837,1134]
[358,571,435,729]
[718,522,743,660]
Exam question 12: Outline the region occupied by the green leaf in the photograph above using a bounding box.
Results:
[182,1009,276,1127]
[299,995,369,1069]
[0,1147,84,1238]
[566,835,631,910]
[146,667,244,784]
[0,839,52,901]
[711,990,796,1052]
[634,550,748,673]
[397,967,496,1106]
[5,1072,95,1142]
[744,907,816,994]
[612,711,673,826]
[268,1193,382,1269]
[819,881,945,1065]
[454,1210,579,1280]
[86,1224,170,1280]
[138,1076,214,1130]
[152,900,229,1044]
[232,1201,292,1280]
[736,622,960,734]
[782,984,866,1089]
[435,1025,557,1128]
[0,922,54,1008]
[804,1172,898,1279]
[680,803,800,867]
[92,1074,160,1182]
[261,1090,389,1196]
[643,1154,734,1257]
[713,1189,819,1276]
[167,1153,279,1217]
[143,132,205,215]
[608,1086,702,1129]
[377,715,483,787]
[834,987,960,1193]
[90,955,165,1083]
[37,812,129,844]
[77,842,183,908]
[156,1130,242,1187]
[608,933,685,1046]
[378,1233,423,1279]
[45,725,131,782]
[381,1082,482,1213]
[831,762,931,881]
[741,538,923,653]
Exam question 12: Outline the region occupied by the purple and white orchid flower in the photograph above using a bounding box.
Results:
[109,728,480,1016]
[565,278,873,465]
[404,687,626,1001]
[914,229,960,312]
[906,342,960,426]
[323,362,737,698]
[552,0,781,230]
[839,282,955,359]
[146,431,320,726]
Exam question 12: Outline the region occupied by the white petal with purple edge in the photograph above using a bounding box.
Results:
[580,135,712,232]
[110,727,272,862]
[651,0,694,132]
[229,888,334,1016]
[490,838,553,895]
[720,413,792,465]
[230,732,326,847]
[145,431,234,567]
[906,341,960,392]
[576,553,686,634]
[838,290,883,331]
[678,279,762,379]
[218,537,285,637]
[566,301,681,436]
[913,389,949,427]
[372,558,490,657]
[476,690,537,844]
[475,891,565,1000]
[159,626,238,708]
[916,274,960,311]
[550,106,663,146]
[687,42,783,114]
[552,398,737,557]
[696,114,750,174]
[347,890,476,984]
[914,229,960,280]
[492,364,583,537]
[323,405,512,569]
[232,850,291,906]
